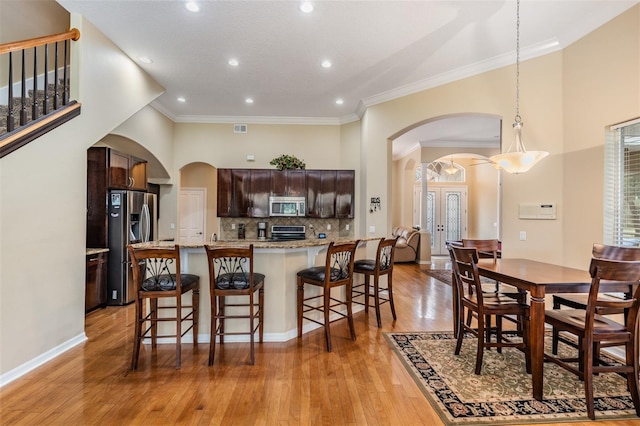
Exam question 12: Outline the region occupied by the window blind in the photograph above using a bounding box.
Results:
[604,119,640,246]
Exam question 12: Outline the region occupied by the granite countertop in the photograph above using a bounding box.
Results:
[131,237,376,250]
[86,248,109,255]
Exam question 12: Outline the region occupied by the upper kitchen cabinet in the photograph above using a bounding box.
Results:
[217,169,233,217]
[216,169,270,217]
[250,169,271,217]
[306,170,337,218]
[271,169,306,197]
[335,170,355,219]
[90,147,148,191]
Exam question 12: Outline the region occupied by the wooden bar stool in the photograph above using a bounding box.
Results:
[297,241,358,352]
[352,237,397,328]
[204,244,265,366]
[127,245,200,370]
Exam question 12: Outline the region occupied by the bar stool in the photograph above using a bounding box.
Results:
[352,237,397,328]
[297,241,358,352]
[127,244,200,370]
[204,244,265,366]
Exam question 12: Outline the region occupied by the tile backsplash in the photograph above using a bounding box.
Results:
[220,217,354,240]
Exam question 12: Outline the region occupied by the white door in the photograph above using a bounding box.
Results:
[426,185,467,255]
[179,188,206,244]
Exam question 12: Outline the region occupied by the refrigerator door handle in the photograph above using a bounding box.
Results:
[142,203,150,242]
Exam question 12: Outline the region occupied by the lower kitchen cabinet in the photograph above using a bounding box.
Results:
[86,251,107,313]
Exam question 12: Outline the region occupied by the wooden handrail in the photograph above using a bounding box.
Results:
[0,28,80,55]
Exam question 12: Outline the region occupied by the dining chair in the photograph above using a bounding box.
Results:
[204,244,265,366]
[127,245,200,370]
[352,237,397,328]
[544,257,640,420]
[551,243,640,356]
[297,241,358,352]
[451,246,530,375]
[461,239,502,293]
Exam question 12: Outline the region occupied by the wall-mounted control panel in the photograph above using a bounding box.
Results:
[518,203,556,220]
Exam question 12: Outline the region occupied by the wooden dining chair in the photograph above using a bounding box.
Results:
[352,237,397,328]
[127,245,200,370]
[551,243,640,356]
[544,257,640,420]
[297,241,358,352]
[204,244,265,366]
[451,246,530,375]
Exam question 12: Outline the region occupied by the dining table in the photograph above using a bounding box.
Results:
[475,258,632,401]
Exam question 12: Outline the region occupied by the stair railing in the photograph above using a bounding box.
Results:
[0,28,81,157]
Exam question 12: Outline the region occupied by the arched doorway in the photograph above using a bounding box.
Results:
[390,113,502,256]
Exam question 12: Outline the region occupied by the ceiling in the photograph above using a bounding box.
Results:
[56,0,638,157]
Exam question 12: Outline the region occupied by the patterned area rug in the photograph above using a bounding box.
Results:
[385,331,638,425]
[425,269,496,287]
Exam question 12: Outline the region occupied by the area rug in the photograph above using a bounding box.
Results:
[384,331,638,425]
[425,269,496,287]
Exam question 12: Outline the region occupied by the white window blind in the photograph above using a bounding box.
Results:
[604,119,640,246]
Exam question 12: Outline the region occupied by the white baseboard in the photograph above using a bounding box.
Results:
[0,332,87,388]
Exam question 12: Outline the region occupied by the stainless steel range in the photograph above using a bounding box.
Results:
[270,225,306,241]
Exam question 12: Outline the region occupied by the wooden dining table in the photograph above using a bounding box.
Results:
[475,258,632,401]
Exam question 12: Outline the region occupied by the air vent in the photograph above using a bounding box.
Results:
[234,123,248,133]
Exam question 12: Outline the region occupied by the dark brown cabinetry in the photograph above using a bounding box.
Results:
[108,149,147,191]
[86,251,107,313]
[335,170,355,219]
[271,170,306,197]
[306,170,337,218]
[217,168,354,218]
[86,147,148,247]
[217,169,271,217]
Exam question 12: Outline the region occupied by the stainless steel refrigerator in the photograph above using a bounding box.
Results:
[107,190,157,305]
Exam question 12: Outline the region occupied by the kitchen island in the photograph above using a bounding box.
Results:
[131,237,375,343]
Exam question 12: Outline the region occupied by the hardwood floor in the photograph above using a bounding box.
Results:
[0,259,637,425]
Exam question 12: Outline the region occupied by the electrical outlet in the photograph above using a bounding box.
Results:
[231,223,236,230]
[170,223,175,230]
[369,226,376,233]
[326,224,331,230]
[519,231,527,241]
[346,224,350,231]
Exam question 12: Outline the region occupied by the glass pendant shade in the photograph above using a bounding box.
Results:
[444,160,458,175]
[490,121,548,174]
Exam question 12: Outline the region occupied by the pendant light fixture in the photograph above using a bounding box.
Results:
[444,159,458,175]
[490,0,548,174]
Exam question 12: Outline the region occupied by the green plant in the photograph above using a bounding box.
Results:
[270,154,306,171]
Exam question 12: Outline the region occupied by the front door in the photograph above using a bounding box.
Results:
[426,185,467,255]
[179,188,206,244]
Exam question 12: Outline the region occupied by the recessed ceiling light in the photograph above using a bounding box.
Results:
[321,60,332,68]
[185,2,199,12]
[228,58,239,67]
[177,97,186,103]
[139,56,153,64]
[335,99,344,105]
[245,98,254,104]
[299,1,313,13]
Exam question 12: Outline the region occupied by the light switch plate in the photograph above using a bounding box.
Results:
[519,231,527,241]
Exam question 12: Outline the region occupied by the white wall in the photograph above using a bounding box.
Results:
[0,15,163,382]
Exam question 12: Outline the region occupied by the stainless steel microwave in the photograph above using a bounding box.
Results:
[269,196,306,217]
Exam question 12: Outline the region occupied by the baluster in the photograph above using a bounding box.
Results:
[20,49,27,126]
[7,52,14,132]
[32,46,39,120]
[43,43,49,115]
[63,39,69,105]
[53,41,59,110]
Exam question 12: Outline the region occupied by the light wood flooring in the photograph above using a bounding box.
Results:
[0,259,637,425]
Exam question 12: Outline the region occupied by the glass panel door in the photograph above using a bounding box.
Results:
[426,185,467,255]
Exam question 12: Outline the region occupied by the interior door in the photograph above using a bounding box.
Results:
[179,188,206,244]
[426,185,467,255]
